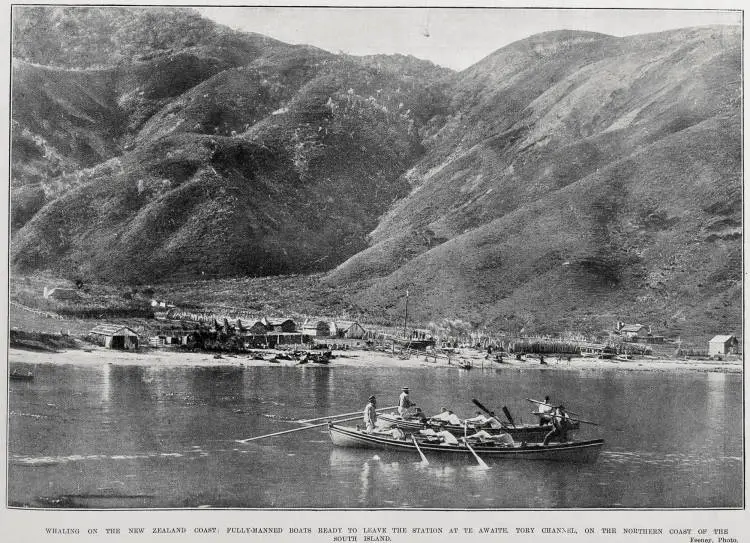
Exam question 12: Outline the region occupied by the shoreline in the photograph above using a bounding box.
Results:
[7,346,743,374]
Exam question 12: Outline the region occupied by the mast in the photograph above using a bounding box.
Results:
[403,289,409,338]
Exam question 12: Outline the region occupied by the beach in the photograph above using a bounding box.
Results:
[8,345,742,374]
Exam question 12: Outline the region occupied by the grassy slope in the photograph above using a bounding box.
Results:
[10,13,741,343]
[330,26,740,283]
[11,55,444,282]
[346,113,740,343]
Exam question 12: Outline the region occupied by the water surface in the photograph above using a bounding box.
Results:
[8,360,743,508]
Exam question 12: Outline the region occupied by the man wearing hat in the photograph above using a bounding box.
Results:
[364,395,377,433]
[398,386,414,417]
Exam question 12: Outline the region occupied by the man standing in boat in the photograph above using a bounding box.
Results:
[538,395,553,426]
[398,386,414,417]
[543,405,570,445]
[364,395,377,433]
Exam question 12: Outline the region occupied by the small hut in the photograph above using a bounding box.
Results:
[618,324,650,341]
[262,317,296,333]
[90,324,139,350]
[335,320,367,339]
[302,320,330,337]
[708,335,739,357]
[43,287,80,301]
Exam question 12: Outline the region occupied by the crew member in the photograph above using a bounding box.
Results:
[364,395,377,433]
[543,405,570,445]
[538,395,553,426]
[398,386,414,417]
[430,408,462,426]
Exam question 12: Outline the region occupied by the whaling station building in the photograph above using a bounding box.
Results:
[137,317,373,351]
[708,335,740,357]
[89,324,140,350]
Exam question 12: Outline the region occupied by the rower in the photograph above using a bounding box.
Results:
[464,411,504,429]
[464,429,514,446]
[430,408,462,426]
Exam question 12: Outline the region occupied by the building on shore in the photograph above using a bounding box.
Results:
[708,335,739,357]
[332,320,367,339]
[262,317,297,333]
[90,324,139,350]
[301,319,331,337]
[43,287,80,301]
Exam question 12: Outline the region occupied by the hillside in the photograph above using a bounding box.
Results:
[325,26,742,338]
[11,7,450,281]
[10,8,742,340]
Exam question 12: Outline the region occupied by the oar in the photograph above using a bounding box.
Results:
[526,399,599,425]
[526,398,583,417]
[236,414,362,443]
[502,406,517,428]
[471,398,493,416]
[412,435,429,465]
[298,406,397,424]
[464,440,490,469]
[472,398,513,428]
[531,412,599,426]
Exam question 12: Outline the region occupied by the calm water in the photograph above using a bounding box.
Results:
[8,359,743,508]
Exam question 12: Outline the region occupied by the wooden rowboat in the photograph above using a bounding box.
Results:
[328,424,603,463]
[377,412,579,442]
[9,370,34,382]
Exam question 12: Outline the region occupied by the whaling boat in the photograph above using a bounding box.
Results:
[9,370,34,381]
[377,412,579,442]
[328,424,603,463]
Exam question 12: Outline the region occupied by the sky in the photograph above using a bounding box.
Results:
[198,6,741,70]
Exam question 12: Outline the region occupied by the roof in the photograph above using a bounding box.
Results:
[621,324,647,332]
[335,320,364,330]
[302,319,328,326]
[262,317,295,326]
[709,335,737,343]
[90,324,138,336]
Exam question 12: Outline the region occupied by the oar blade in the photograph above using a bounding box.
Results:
[464,441,490,470]
[472,398,492,415]
[502,406,516,428]
[412,435,429,465]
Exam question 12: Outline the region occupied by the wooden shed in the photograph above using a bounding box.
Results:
[44,287,80,301]
[619,324,649,340]
[302,320,330,337]
[241,320,268,335]
[708,335,739,357]
[90,324,139,350]
[262,317,296,333]
[335,320,367,339]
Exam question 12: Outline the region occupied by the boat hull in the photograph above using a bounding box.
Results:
[392,338,435,350]
[329,424,603,463]
[377,413,579,442]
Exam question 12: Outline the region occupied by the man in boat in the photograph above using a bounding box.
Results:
[465,411,504,430]
[538,396,553,426]
[429,408,462,426]
[398,386,415,417]
[364,395,377,433]
[542,405,570,445]
[464,429,514,446]
[412,407,428,424]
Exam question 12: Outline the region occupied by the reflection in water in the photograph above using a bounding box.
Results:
[8,363,743,509]
[359,460,370,505]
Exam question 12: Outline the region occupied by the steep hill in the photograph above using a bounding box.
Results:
[10,9,742,339]
[325,26,741,337]
[11,8,450,281]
